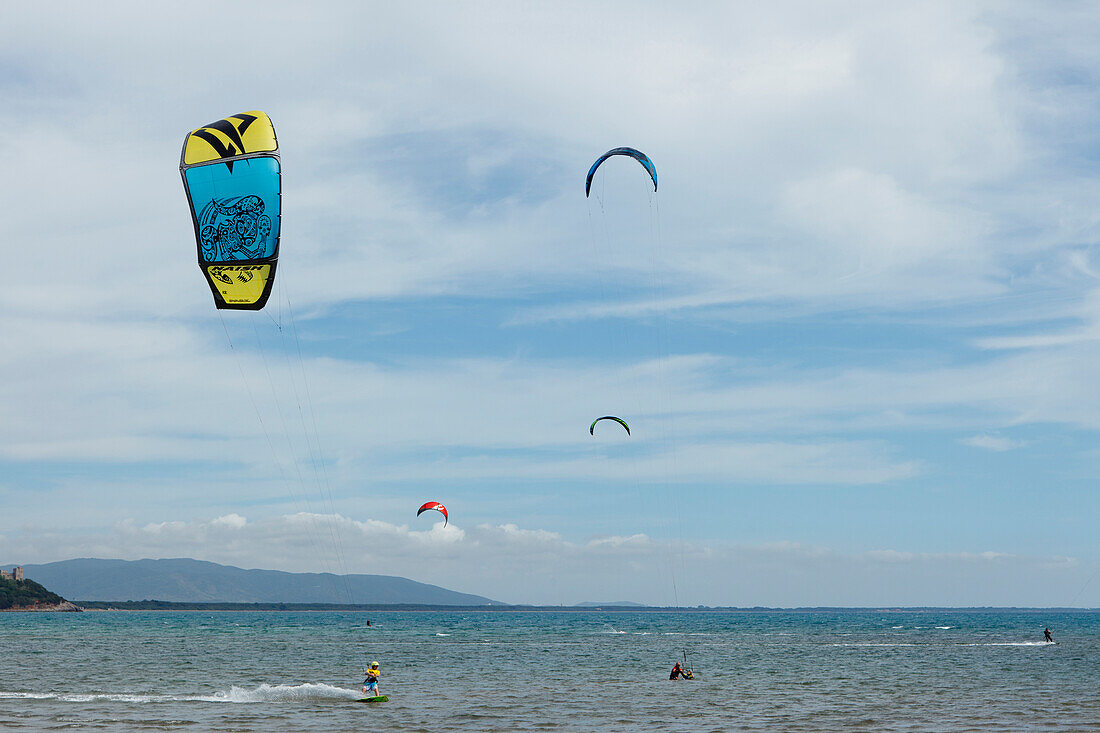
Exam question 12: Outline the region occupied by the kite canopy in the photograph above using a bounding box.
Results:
[590,416,630,436]
[180,111,281,310]
[585,147,657,197]
[417,501,448,527]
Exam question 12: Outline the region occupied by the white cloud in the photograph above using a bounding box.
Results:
[960,434,1025,452]
[211,513,247,529]
[0,0,1048,322]
[1,513,1092,607]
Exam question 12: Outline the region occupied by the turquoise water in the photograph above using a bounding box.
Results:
[1,610,1097,731]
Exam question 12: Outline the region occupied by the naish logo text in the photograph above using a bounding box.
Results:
[209,265,266,286]
[190,113,259,162]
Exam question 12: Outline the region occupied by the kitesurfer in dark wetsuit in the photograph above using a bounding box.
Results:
[1044,627,1054,643]
[669,662,685,680]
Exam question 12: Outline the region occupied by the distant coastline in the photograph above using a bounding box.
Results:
[72,601,1100,612]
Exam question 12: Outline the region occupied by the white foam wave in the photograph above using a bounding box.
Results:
[891,626,904,629]
[0,691,178,703]
[198,677,356,704]
[199,682,360,703]
[829,643,918,647]
[435,633,451,637]
[960,641,1053,647]
[830,640,1054,649]
[0,683,360,705]
[935,626,954,629]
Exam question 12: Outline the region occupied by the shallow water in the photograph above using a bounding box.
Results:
[1,609,1096,731]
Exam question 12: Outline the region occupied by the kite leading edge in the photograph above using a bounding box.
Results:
[585,147,657,197]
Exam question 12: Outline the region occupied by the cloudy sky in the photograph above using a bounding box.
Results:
[2,1,1100,606]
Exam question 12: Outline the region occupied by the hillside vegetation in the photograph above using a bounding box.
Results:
[0,576,64,610]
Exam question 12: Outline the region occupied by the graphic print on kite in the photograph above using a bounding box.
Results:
[197,195,273,262]
[184,155,281,264]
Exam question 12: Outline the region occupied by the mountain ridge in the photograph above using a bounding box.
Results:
[3,558,499,605]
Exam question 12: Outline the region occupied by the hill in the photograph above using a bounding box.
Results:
[3,558,498,605]
[0,575,77,611]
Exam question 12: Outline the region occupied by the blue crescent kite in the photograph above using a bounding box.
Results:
[585,147,657,197]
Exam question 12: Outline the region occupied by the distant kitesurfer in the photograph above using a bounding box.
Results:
[362,661,381,696]
[669,662,685,680]
[366,620,372,627]
[1044,628,1054,643]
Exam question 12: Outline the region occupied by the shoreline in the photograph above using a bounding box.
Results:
[0,601,82,613]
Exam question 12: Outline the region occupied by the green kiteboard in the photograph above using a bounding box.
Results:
[356,695,388,703]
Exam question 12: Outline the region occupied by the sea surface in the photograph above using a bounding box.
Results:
[0,609,1097,731]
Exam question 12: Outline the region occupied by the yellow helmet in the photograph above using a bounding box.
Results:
[370,661,379,667]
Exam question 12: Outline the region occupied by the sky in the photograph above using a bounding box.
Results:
[2,1,1100,606]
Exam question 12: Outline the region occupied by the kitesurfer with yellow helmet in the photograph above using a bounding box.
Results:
[362,661,381,696]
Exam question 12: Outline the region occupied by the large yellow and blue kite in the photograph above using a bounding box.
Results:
[180,111,281,310]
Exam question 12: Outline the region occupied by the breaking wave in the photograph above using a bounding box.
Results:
[960,641,1054,647]
[0,683,360,704]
